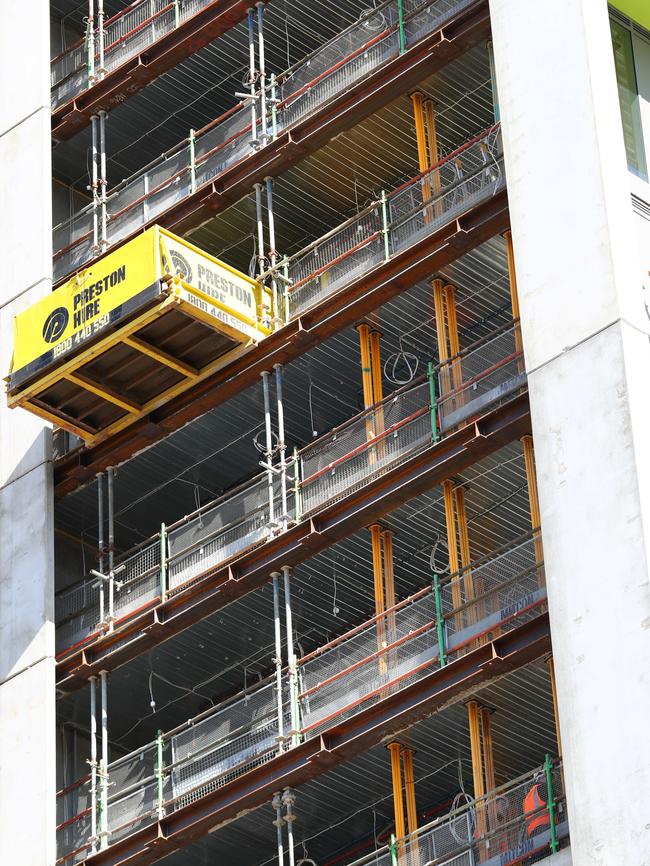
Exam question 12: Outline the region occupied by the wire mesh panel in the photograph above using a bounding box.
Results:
[51,0,482,282]
[299,380,431,516]
[389,129,504,256]
[56,778,93,864]
[349,765,568,866]
[299,591,440,736]
[438,325,526,433]
[167,475,293,592]
[169,683,289,808]
[106,744,160,845]
[441,537,546,659]
[55,540,161,655]
[51,0,221,110]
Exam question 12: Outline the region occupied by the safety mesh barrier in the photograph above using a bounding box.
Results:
[51,0,218,110]
[52,0,481,282]
[442,537,546,658]
[438,324,525,433]
[299,381,432,516]
[55,543,161,655]
[56,538,548,859]
[170,683,290,808]
[56,777,93,864]
[357,765,567,866]
[298,537,545,737]
[287,128,503,318]
[167,476,294,593]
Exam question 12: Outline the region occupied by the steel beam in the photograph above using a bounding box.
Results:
[53,0,490,283]
[80,612,551,866]
[52,0,253,142]
[54,184,508,498]
[56,388,529,693]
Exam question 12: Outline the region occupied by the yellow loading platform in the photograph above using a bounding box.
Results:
[7,226,272,443]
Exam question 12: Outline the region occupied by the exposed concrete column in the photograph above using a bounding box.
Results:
[489,1,650,864]
[0,1,55,864]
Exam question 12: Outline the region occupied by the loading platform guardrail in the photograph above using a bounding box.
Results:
[52,0,485,282]
[56,533,548,863]
[55,318,525,659]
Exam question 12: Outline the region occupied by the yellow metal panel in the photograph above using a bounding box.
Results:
[12,228,161,381]
[158,227,273,333]
[611,0,650,31]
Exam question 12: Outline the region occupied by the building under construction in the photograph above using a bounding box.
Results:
[1,1,649,865]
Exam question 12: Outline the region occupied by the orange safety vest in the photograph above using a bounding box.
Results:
[523,784,550,836]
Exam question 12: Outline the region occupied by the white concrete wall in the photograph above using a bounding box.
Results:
[489,1,650,864]
[0,1,55,864]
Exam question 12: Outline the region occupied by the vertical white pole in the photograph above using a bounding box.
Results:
[247,9,258,150]
[256,2,267,146]
[107,467,115,630]
[91,115,99,252]
[99,111,108,251]
[261,371,275,529]
[97,0,105,78]
[282,789,296,866]
[89,676,98,853]
[88,0,96,84]
[282,565,298,743]
[99,670,109,849]
[272,791,285,866]
[97,472,105,625]
[272,572,284,753]
[274,364,288,529]
[254,182,266,278]
[265,176,280,330]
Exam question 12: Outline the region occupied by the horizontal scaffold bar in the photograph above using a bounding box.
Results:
[77,612,551,866]
[53,182,509,498]
[55,389,530,693]
[52,0,254,142]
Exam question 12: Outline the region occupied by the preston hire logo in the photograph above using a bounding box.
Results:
[170,250,193,283]
[42,307,70,343]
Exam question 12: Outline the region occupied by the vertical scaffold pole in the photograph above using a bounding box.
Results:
[107,466,115,630]
[189,129,196,194]
[156,730,165,820]
[380,190,390,261]
[271,572,285,753]
[274,365,288,529]
[173,0,180,28]
[261,371,276,530]
[544,753,559,853]
[87,0,96,84]
[467,700,487,847]
[97,472,105,625]
[159,523,167,603]
[265,177,280,330]
[99,110,108,251]
[282,789,296,866]
[272,791,285,866]
[89,675,98,853]
[388,742,406,853]
[91,115,99,252]
[99,670,109,848]
[282,565,300,744]
[97,0,105,78]
[270,73,278,140]
[293,446,301,524]
[257,2,267,146]
[389,834,398,866]
[254,183,266,278]
[247,9,258,150]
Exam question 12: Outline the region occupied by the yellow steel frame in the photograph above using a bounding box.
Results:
[8,288,256,444]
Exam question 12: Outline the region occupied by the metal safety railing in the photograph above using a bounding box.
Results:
[346,760,568,866]
[55,320,525,659]
[52,0,481,282]
[55,534,549,863]
[285,126,503,319]
[51,0,221,111]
